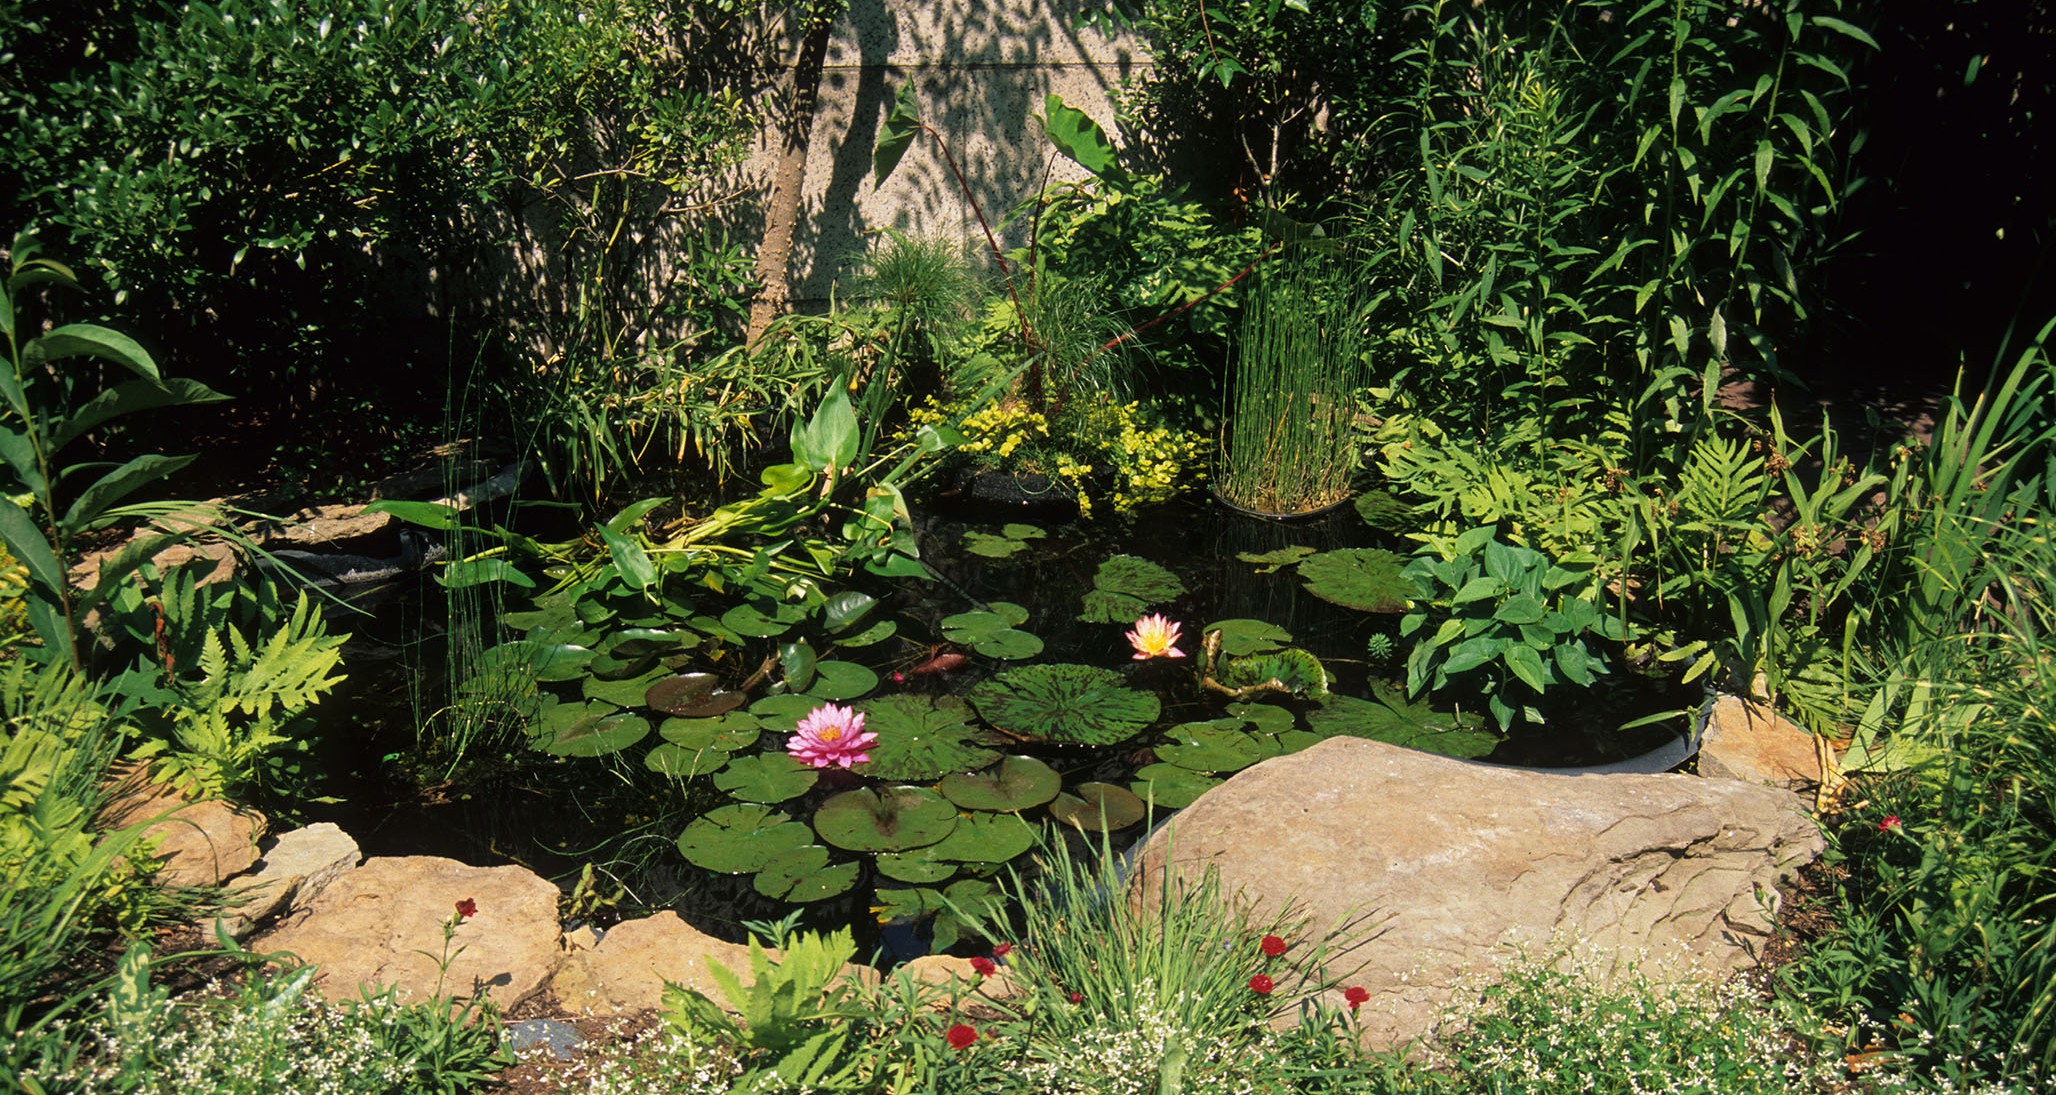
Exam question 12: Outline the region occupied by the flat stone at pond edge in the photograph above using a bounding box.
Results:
[1134,737,1824,1052]
[899,955,1023,1021]
[217,822,362,939]
[547,910,876,1014]
[251,856,561,1007]
[1699,694,1825,790]
[99,766,266,888]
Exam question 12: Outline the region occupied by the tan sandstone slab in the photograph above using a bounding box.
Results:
[1135,737,1824,1052]
[217,822,362,939]
[100,767,266,888]
[253,856,561,1007]
[1698,693,1826,790]
[548,910,878,1016]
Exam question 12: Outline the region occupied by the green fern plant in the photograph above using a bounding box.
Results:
[660,928,873,1092]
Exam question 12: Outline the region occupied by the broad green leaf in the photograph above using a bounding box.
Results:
[52,377,228,451]
[599,525,656,591]
[807,660,879,700]
[754,846,859,902]
[968,664,1160,746]
[1040,93,1117,175]
[363,499,461,530]
[873,83,922,187]
[854,695,1001,780]
[938,756,1062,811]
[714,752,820,803]
[440,558,535,589]
[678,805,813,873]
[815,786,958,852]
[62,454,194,534]
[1048,783,1146,832]
[1298,549,1411,612]
[33,323,160,382]
[1204,618,1292,656]
[1130,764,1220,809]
[0,498,62,594]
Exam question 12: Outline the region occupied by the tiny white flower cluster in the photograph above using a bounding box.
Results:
[562,1023,745,1095]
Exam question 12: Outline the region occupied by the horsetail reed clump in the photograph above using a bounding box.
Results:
[1216,248,1370,516]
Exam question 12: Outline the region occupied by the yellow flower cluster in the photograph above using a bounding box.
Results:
[899,395,1210,515]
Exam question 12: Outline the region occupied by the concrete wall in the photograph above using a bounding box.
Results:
[775,0,1150,306]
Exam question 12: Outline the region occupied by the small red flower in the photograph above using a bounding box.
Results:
[1259,934,1287,957]
[454,898,477,919]
[1068,991,1084,1004]
[1879,815,1902,832]
[970,956,997,977]
[946,1024,978,1049]
[1344,985,1370,1012]
[991,942,1013,958]
[1249,974,1275,995]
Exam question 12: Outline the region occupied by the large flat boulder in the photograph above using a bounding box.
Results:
[548,911,877,1015]
[100,766,266,888]
[217,822,362,939]
[252,856,561,1007]
[1134,737,1823,1051]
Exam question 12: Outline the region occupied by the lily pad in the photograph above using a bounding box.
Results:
[720,600,806,638]
[940,610,1043,660]
[751,693,825,733]
[484,639,594,683]
[875,845,960,884]
[962,524,1046,559]
[1228,701,1297,734]
[753,846,859,902]
[1079,555,1187,623]
[677,804,813,873]
[645,742,734,777]
[820,591,881,635]
[1204,618,1294,656]
[815,786,959,852]
[1217,648,1330,696]
[990,601,1031,627]
[1153,719,1280,773]
[1307,690,1498,759]
[1236,545,1315,573]
[853,695,1002,780]
[1130,764,1221,809]
[660,712,763,752]
[1049,782,1147,832]
[588,646,659,681]
[1297,548,1412,613]
[938,756,1063,811]
[967,664,1161,747]
[926,812,1036,863]
[836,618,898,647]
[713,752,820,803]
[779,640,819,693]
[807,660,880,701]
[540,709,651,757]
[1354,489,1419,532]
[584,667,669,708]
[646,673,746,717]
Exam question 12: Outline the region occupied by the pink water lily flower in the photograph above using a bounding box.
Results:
[1126,613,1187,660]
[787,703,877,769]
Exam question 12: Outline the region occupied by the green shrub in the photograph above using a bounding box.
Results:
[1428,948,1829,1094]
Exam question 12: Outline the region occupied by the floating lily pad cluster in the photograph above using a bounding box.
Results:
[961,523,1047,559]
[1079,554,1187,623]
[940,601,1042,659]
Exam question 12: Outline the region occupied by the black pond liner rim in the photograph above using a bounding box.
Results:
[1209,486,1356,521]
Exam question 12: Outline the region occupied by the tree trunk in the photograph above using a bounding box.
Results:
[746,10,836,345]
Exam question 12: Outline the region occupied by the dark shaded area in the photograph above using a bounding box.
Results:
[1816,3,2056,392]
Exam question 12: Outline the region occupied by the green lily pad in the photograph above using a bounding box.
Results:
[807,660,880,701]
[1275,728,1326,753]
[645,742,733,777]
[1228,701,1297,734]
[1307,690,1498,759]
[938,756,1063,811]
[584,667,669,708]
[484,639,594,683]
[676,804,813,873]
[968,664,1161,746]
[1079,555,1187,623]
[1049,782,1147,832]
[779,640,819,693]
[836,618,898,647]
[872,886,945,923]
[853,695,1002,780]
[646,673,745,717]
[1217,648,1330,696]
[1354,490,1418,532]
[660,712,763,751]
[941,609,1045,660]
[990,601,1030,627]
[875,845,959,884]
[1153,719,1280,773]
[926,812,1036,863]
[753,846,859,902]
[751,693,825,733]
[1235,545,1316,573]
[588,647,659,680]
[540,709,651,757]
[1130,764,1221,809]
[720,600,805,638]
[1298,548,1412,613]
[713,752,820,803]
[815,786,959,852]
[1204,618,1295,656]
[821,591,881,635]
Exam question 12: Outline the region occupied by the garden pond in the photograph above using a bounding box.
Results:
[304,485,1698,956]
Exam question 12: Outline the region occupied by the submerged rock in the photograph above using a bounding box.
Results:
[1133,736,1823,1051]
